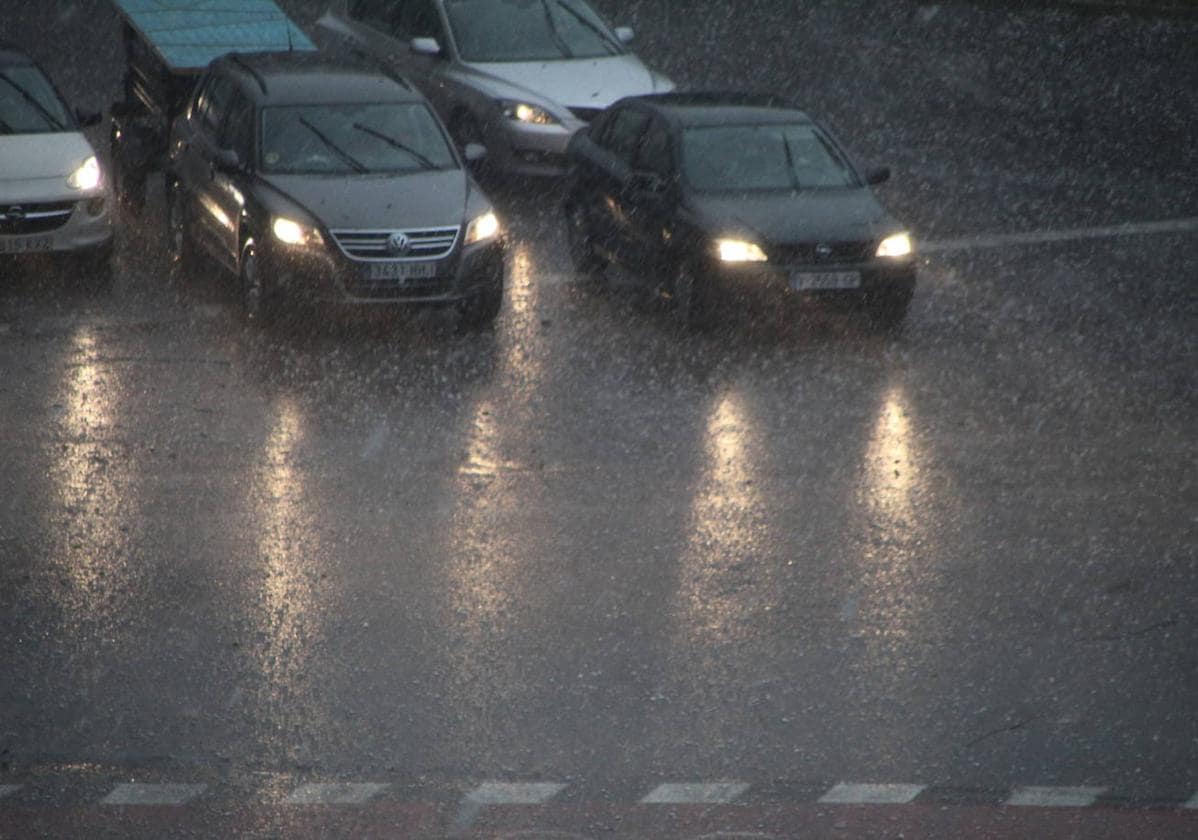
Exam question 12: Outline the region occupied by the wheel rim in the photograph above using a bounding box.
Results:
[241,248,261,319]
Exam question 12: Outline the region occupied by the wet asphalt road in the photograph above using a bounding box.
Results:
[1,1,1197,837]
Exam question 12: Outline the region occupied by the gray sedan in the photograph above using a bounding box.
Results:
[316,0,674,177]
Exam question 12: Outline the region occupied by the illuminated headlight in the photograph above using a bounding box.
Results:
[465,211,500,245]
[272,216,322,247]
[716,238,768,263]
[498,100,560,126]
[66,156,102,191]
[876,232,913,258]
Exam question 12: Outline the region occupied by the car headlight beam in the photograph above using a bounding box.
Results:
[499,100,560,127]
[272,216,321,247]
[877,232,913,258]
[465,211,501,245]
[716,238,768,263]
[67,156,102,191]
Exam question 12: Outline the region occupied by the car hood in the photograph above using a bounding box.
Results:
[688,188,899,244]
[464,54,666,111]
[0,132,95,182]
[259,169,473,230]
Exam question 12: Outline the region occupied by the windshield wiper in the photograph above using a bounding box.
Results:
[297,117,367,173]
[550,0,621,55]
[351,123,439,171]
[0,73,64,131]
[538,0,575,58]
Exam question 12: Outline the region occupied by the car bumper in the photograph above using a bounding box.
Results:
[489,120,584,178]
[266,237,506,307]
[0,192,114,260]
[715,258,916,304]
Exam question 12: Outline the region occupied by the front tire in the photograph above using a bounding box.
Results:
[670,260,714,330]
[867,287,913,333]
[565,201,606,285]
[458,282,504,330]
[239,241,276,325]
[166,184,195,278]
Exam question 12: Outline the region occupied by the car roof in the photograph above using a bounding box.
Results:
[217,51,422,107]
[627,92,815,129]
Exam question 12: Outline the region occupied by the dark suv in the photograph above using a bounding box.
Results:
[167,51,505,325]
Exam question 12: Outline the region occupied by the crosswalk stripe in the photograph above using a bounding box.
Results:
[641,782,749,804]
[819,782,926,805]
[1006,786,1106,807]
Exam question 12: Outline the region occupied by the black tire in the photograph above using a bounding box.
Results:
[867,287,913,333]
[110,134,145,219]
[565,201,606,284]
[166,184,195,279]
[458,283,504,330]
[239,241,276,325]
[670,260,714,330]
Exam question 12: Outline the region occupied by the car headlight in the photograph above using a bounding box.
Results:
[465,211,500,245]
[272,216,322,247]
[876,232,913,258]
[66,156,102,191]
[716,238,768,263]
[498,100,560,127]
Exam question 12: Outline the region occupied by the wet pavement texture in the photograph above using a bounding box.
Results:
[1,0,1197,837]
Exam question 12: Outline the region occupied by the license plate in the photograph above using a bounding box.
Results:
[0,236,53,254]
[367,261,438,281]
[790,270,861,291]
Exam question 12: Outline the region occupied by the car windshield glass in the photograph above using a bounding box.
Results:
[444,0,621,62]
[682,123,858,192]
[260,102,457,175]
[0,65,73,134]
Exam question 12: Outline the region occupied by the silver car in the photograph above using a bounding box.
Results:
[316,0,674,177]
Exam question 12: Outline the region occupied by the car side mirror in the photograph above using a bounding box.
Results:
[614,26,634,44]
[865,166,891,186]
[464,143,487,163]
[76,108,102,128]
[411,37,442,57]
[214,148,243,173]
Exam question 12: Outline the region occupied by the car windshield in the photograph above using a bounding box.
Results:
[683,123,859,192]
[444,0,621,62]
[0,65,73,135]
[259,102,457,175]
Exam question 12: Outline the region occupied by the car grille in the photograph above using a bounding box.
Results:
[568,107,603,123]
[0,202,75,235]
[776,240,874,265]
[329,226,460,262]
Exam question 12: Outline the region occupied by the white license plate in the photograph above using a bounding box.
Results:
[790,270,861,291]
[0,236,53,254]
[368,261,438,281]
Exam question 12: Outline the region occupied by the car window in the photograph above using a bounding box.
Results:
[443,0,622,62]
[218,91,255,165]
[348,0,394,29]
[196,73,234,137]
[598,107,650,164]
[260,102,458,175]
[394,0,446,41]
[634,117,672,176]
[0,64,74,134]
[682,123,859,192]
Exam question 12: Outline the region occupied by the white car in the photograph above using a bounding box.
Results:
[0,47,113,280]
[316,0,674,177]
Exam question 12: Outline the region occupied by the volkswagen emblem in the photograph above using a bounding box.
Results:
[814,243,833,260]
[4,206,25,222]
[386,231,411,256]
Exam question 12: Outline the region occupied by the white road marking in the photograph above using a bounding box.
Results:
[1184,792,1198,809]
[818,782,926,805]
[640,782,750,804]
[1005,786,1106,807]
[921,216,1198,254]
[101,783,206,806]
[285,782,388,805]
[0,784,19,799]
[465,782,567,805]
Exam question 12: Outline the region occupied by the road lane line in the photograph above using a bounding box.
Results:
[641,782,750,804]
[450,782,568,836]
[286,782,388,805]
[818,782,926,805]
[921,216,1198,253]
[0,784,19,799]
[101,783,206,806]
[1005,786,1106,807]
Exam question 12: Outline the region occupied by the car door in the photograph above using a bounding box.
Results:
[591,105,650,265]
[209,90,255,269]
[177,71,236,263]
[622,114,677,274]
